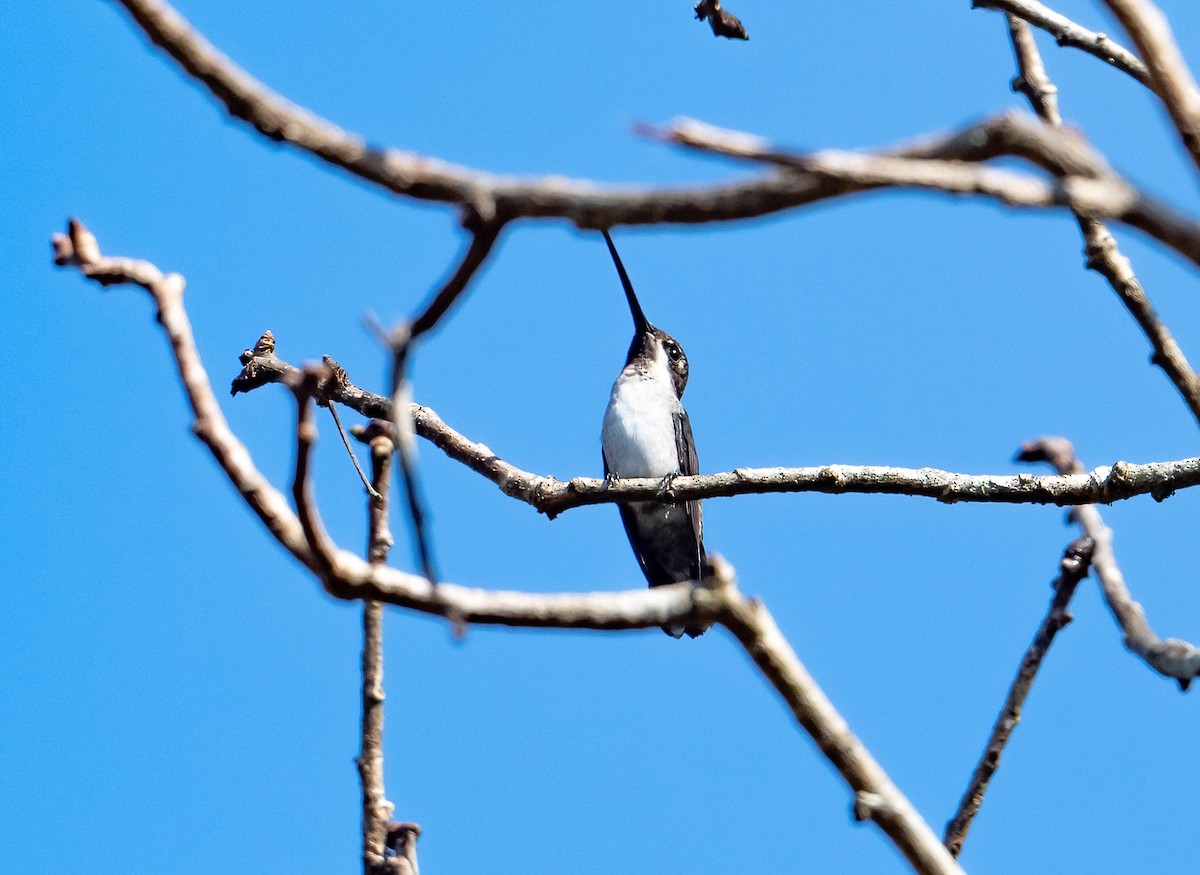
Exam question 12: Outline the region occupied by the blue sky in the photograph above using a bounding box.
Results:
[5,1,1200,872]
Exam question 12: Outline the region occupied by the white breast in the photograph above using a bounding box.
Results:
[602,356,681,478]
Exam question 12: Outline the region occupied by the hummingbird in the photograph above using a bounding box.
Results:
[599,230,711,638]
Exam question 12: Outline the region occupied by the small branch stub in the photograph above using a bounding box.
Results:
[694,0,749,40]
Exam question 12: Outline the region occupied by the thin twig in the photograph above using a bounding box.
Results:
[1002,19,1200,425]
[291,366,338,580]
[652,111,1110,177]
[943,535,1094,857]
[387,337,438,586]
[394,410,438,584]
[972,0,1154,91]
[408,221,504,340]
[1005,14,1063,126]
[378,220,504,587]
[1103,0,1200,177]
[649,113,1200,271]
[1019,438,1200,689]
[354,423,407,874]
[328,402,381,500]
[1075,503,1200,690]
[103,0,852,226]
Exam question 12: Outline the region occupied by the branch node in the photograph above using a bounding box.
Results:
[852,791,890,823]
[386,821,422,875]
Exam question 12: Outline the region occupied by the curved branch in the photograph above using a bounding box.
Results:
[1102,0,1200,177]
[54,218,965,874]
[717,569,964,875]
[651,114,1200,271]
[1019,438,1200,689]
[1002,17,1200,426]
[1075,503,1200,689]
[110,0,1200,264]
[408,221,504,340]
[53,220,317,566]
[973,0,1153,91]
[107,0,841,226]
[51,218,712,632]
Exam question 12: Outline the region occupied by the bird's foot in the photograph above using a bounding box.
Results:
[655,472,679,499]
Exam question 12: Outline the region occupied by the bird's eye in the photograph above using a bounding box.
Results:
[666,345,681,361]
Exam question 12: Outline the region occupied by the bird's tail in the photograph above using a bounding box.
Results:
[662,556,714,638]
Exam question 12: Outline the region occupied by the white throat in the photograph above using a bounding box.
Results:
[601,349,681,478]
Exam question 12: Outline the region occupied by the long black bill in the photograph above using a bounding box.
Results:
[601,229,650,334]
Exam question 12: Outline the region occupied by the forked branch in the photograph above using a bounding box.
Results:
[973,0,1153,90]
[110,0,1200,271]
[1001,17,1200,426]
[1019,438,1200,690]
[1102,0,1200,177]
[53,218,963,874]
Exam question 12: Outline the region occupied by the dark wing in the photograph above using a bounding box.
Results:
[606,437,710,638]
[604,452,658,584]
[673,408,708,579]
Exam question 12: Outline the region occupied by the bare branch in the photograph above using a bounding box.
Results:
[392,390,439,585]
[107,0,1200,253]
[51,219,718,630]
[652,114,1200,271]
[408,221,504,341]
[104,0,838,227]
[1006,15,1063,126]
[328,401,381,500]
[232,330,300,394]
[1003,18,1200,426]
[1103,0,1200,176]
[231,332,1200,512]
[1019,438,1200,689]
[654,111,1109,177]
[386,337,438,585]
[376,222,504,587]
[715,558,963,875]
[943,535,1094,857]
[386,823,421,875]
[355,426,406,875]
[973,0,1153,91]
[1075,503,1200,690]
[356,422,398,566]
[291,366,342,582]
[51,220,1005,871]
[1082,225,1200,423]
[53,220,316,566]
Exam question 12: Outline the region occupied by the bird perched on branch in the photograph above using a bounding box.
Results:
[599,230,711,638]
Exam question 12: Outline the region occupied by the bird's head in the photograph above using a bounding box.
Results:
[602,230,690,398]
